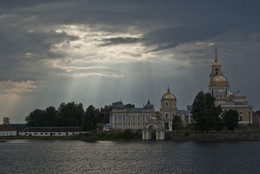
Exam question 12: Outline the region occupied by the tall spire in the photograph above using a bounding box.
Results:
[215,45,218,63]
[167,85,170,93]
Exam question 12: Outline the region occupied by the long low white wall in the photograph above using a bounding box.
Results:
[19,132,84,136]
[0,131,17,136]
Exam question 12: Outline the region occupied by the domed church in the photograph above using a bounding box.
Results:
[208,47,253,124]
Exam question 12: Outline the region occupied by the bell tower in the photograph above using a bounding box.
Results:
[210,46,222,78]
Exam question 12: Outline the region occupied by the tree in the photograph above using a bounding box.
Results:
[3,117,10,125]
[58,102,84,127]
[126,104,135,108]
[172,115,183,133]
[45,106,58,127]
[191,91,221,133]
[214,115,225,131]
[223,109,239,132]
[25,109,45,127]
[82,105,97,131]
[97,105,112,123]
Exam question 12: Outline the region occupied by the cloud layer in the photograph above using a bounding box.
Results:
[0,0,260,123]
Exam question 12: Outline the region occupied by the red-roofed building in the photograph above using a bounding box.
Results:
[0,125,17,136]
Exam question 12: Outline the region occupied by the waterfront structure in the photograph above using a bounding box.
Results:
[109,101,154,131]
[142,113,165,140]
[0,125,17,136]
[208,47,253,124]
[19,127,84,136]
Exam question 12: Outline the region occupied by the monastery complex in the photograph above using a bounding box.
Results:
[109,47,253,140]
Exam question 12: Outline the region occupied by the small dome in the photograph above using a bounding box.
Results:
[233,89,246,98]
[161,88,176,100]
[210,75,229,86]
[144,100,154,109]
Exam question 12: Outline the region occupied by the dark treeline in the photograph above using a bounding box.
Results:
[25,102,112,131]
[191,91,239,133]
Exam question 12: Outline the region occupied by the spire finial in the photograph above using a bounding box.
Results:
[167,85,170,93]
[215,45,218,63]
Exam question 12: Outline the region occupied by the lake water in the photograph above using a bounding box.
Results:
[0,140,259,174]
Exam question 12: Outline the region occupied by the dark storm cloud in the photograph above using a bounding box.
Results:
[99,37,142,46]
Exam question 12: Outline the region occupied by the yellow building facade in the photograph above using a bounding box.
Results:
[208,47,253,124]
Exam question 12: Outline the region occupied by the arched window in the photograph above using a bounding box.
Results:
[165,101,168,107]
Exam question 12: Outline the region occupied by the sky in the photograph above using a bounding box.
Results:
[0,0,260,123]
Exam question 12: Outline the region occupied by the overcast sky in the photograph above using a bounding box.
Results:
[1,0,260,123]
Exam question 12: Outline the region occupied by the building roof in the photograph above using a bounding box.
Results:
[143,100,154,109]
[209,75,229,86]
[0,125,16,131]
[161,87,176,100]
[23,127,82,132]
[10,124,27,132]
[233,89,246,98]
[176,110,188,115]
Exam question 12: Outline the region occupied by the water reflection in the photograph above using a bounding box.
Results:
[0,140,259,174]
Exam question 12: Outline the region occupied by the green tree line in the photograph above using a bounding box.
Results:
[25,102,112,131]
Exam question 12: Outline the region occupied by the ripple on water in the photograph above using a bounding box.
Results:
[0,140,259,174]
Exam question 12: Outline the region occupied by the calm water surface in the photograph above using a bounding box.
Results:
[0,140,259,174]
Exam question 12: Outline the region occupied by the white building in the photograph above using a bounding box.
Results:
[20,127,84,136]
[0,125,17,136]
[110,88,189,132]
[110,101,154,130]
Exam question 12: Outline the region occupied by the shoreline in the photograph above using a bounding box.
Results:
[1,132,260,142]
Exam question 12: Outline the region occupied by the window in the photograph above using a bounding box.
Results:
[45,133,48,135]
[133,116,135,120]
[138,116,140,120]
[240,116,242,121]
[215,68,218,74]
[165,114,168,118]
[40,133,43,135]
[165,101,168,107]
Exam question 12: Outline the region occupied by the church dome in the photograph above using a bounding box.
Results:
[209,75,229,86]
[233,90,246,99]
[161,88,176,100]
